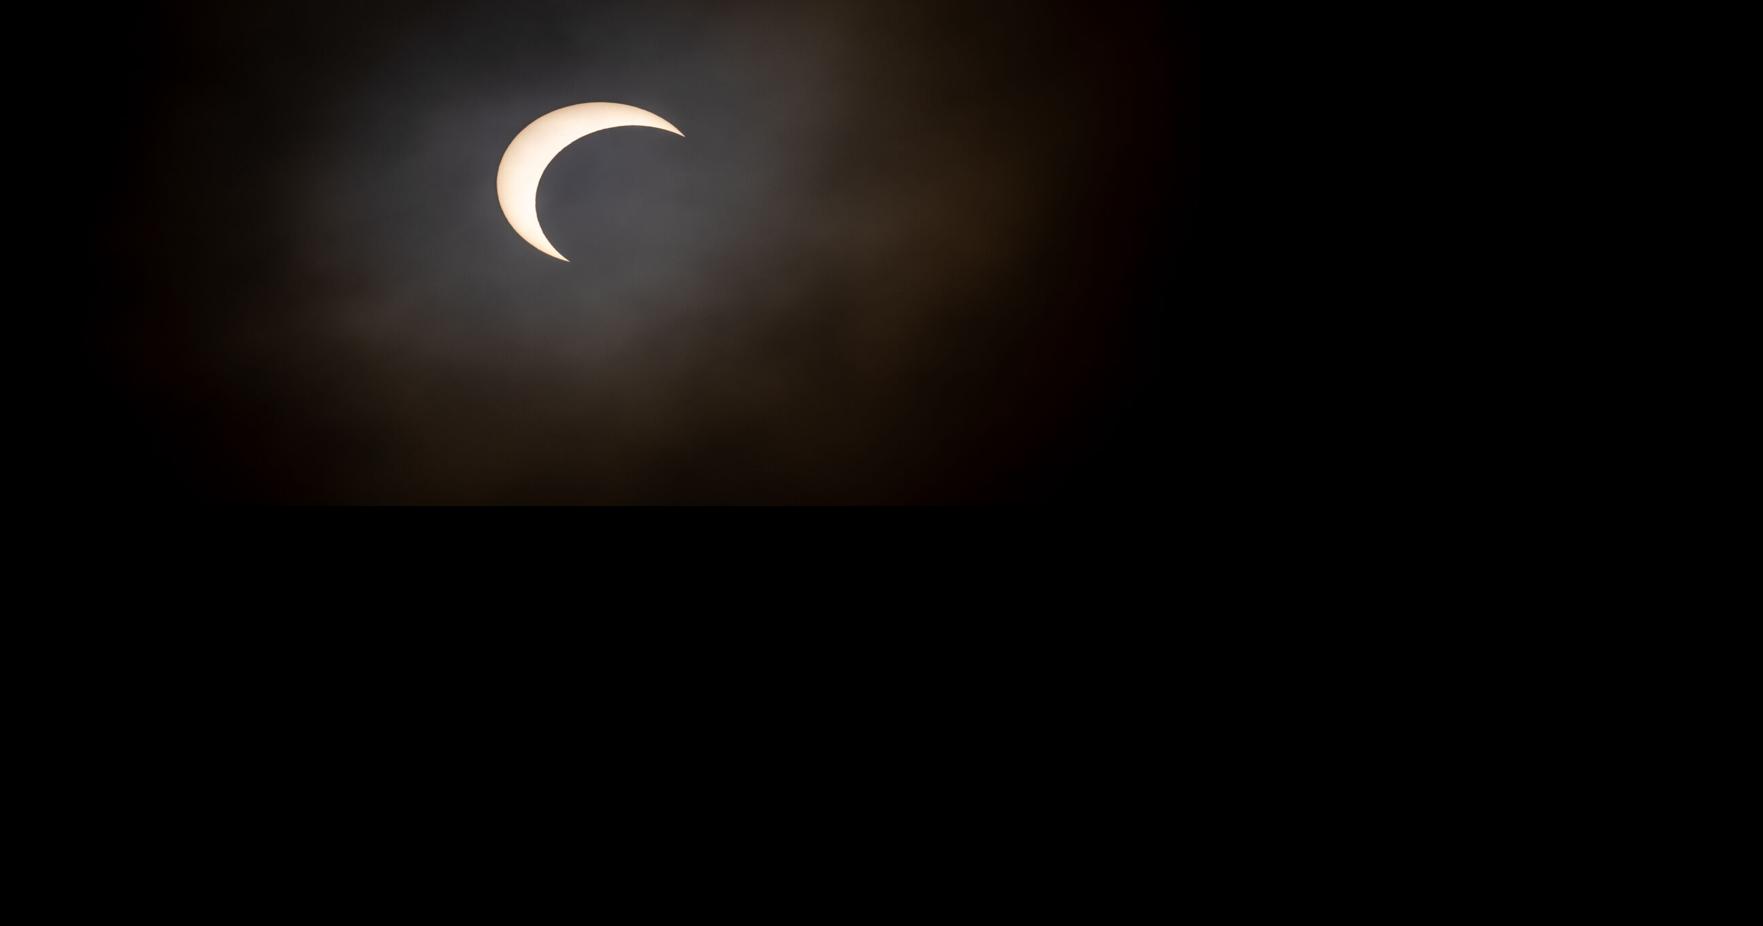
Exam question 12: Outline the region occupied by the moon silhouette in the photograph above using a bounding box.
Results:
[496,102,684,262]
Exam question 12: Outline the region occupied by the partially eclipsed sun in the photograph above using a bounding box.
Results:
[496,102,684,262]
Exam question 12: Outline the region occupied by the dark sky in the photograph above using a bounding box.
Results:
[68,0,1190,504]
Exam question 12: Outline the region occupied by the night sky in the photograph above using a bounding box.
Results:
[67,1,1191,504]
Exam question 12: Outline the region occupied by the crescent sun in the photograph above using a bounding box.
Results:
[496,102,684,262]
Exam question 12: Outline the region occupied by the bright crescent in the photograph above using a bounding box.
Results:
[497,102,684,262]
